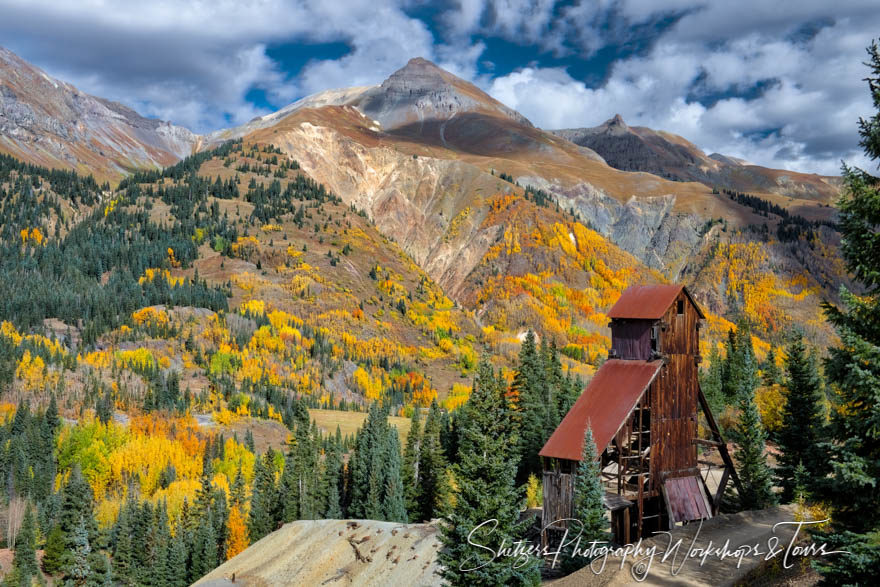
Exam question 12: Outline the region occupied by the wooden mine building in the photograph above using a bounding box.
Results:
[540,284,740,546]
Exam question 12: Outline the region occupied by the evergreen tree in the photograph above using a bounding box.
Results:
[383,427,408,523]
[165,531,189,587]
[67,516,92,586]
[189,511,218,584]
[562,426,607,572]
[42,524,66,575]
[814,40,880,583]
[13,504,38,581]
[733,388,776,510]
[513,330,549,480]
[439,356,541,586]
[701,346,726,416]
[761,347,783,386]
[417,401,448,522]
[402,408,422,519]
[775,334,826,502]
[322,436,344,519]
[247,449,279,542]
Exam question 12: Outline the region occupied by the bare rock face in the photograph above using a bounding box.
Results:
[519,174,704,277]
[353,57,533,130]
[0,46,198,180]
[552,115,840,202]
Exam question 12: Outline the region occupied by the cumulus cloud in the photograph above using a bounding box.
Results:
[482,2,879,174]
[0,0,877,174]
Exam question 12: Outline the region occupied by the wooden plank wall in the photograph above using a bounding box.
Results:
[651,290,699,483]
[542,470,575,529]
[610,320,653,360]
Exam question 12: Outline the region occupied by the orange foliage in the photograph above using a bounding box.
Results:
[225,506,249,559]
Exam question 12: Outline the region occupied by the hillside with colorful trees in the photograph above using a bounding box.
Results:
[0,95,867,584]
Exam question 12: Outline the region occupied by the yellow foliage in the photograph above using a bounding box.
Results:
[0,321,23,345]
[261,224,282,232]
[132,307,170,328]
[19,227,44,246]
[16,351,59,392]
[525,474,543,509]
[353,366,386,401]
[139,268,184,287]
[755,384,786,434]
[240,299,266,317]
[443,383,471,411]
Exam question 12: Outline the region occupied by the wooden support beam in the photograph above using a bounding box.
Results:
[693,438,724,448]
[712,468,730,516]
[698,386,743,504]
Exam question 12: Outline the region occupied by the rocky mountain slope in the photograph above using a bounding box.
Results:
[0,46,199,182]
[0,49,847,348]
[553,115,841,202]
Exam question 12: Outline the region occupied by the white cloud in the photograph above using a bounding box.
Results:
[0,0,876,174]
[482,2,879,174]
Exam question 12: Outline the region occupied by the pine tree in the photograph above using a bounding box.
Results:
[562,426,608,572]
[67,516,92,586]
[383,427,408,523]
[813,40,880,583]
[247,449,279,542]
[439,356,541,586]
[402,408,422,519]
[322,436,343,519]
[513,330,549,480]
[733,388,776,510]
[13,504,38,581]
[701,346,726,416]
[189,511,218,584]
[417,401,448,521]
[775,334,826,502]
[42,524,66,575]
[761,347,783,386]
[165,531,189,587]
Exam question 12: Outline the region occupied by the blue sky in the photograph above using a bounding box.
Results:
[0,0,877,175]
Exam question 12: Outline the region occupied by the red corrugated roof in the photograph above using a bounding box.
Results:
[539,359,662,461]
[607,284,705,320]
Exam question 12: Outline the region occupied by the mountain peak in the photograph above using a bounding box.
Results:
[602,114,630,134]
[352,57,532,130]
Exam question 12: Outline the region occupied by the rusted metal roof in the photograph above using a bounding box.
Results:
[539,359,662,461]
[662,476,712,522]
[606,284,705,320]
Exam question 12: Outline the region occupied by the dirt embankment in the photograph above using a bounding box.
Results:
[194,519,442,586]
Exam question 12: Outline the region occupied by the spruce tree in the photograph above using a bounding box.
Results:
[322,436,344,519]
[418,400,448,522]
[814,40,880,583]
[733,388,776,510]
[247,449,279,542]
[383,427,408,523]
[563,426,607,571]
[68,516,92,586]
[701,346,726,416]
[13,504,38,581]
[761,347,783,386]
[513,330,549,480]
[775,334,826,502]
[42,524,66,575]
[165,531,189,587]
[402,408,422,520]
[439,356,541,586]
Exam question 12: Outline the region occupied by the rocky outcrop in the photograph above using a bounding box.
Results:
[0,46,198,181]
[552,115,840,202]
[519,175,704,277]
